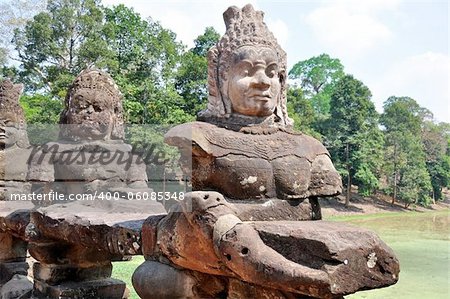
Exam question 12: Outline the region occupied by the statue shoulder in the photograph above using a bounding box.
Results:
[290,132,330,158]
[165,122,332,161]
[164,121,230,156]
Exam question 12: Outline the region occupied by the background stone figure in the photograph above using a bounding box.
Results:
[27,68,149,195]
[0,79,33,299]
[22,69,165,299]
[0,79,31,200]
[134,5,399,299]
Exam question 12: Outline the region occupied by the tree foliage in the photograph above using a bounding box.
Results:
[102,4,189,124]
[324,75,383,204]
[289,53,344,116]
[421,121,450,200]
[12,0,106,95]
[175,27,220,117]
[286,87,320,138]
[381,96,433,207]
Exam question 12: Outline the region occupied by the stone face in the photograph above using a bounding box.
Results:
[59,69,124,141]
[199,4,290,128]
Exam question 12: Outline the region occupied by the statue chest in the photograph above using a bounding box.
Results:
[192,154,313,200]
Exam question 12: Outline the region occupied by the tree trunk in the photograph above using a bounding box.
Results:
[392,143,398,206]
[345,142,351,207]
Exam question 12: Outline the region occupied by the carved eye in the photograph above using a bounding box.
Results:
[266,66,278,78]
[93,105,102,112]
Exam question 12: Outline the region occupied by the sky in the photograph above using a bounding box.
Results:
[2,0,445,122]
[99,0,449,123]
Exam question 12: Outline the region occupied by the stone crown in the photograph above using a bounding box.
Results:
[69,69,121,101]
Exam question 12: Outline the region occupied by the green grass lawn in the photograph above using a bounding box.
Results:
[112,256,144,299]
[331,210,450,299]
[112,210,449,299]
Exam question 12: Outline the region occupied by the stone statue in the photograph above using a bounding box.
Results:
[27,69,148,195]
[23,69,165,298]
[0,79,31,200]
[133,4,399,299]
[0,79,33,298]
[165,3,341,220]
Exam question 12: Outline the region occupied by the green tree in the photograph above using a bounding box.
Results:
[175,27,220,117]
[289,53,344,116]
[286,87,319,138]
[20,94,62,123]
[102,4,189,124]
[421,121,450,201]
[381,96,433,207]
[12,0,106,96]
[191,26,220,57]
[324,75,383,206]
[20,93,63,144]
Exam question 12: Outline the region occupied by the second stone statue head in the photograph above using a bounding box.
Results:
[60,69,125,141]
[200,4,292,127]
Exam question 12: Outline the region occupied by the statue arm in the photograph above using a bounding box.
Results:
[167,191,332,298]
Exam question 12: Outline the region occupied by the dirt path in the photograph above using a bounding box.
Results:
[320,190,450,218]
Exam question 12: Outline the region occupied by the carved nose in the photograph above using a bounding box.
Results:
[251,70,270,89]
[87,105,94,114]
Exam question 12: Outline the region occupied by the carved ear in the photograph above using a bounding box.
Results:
[276,69,293,127]
[206,47,226,116]
[111,102,125,140]
[13,83,24,96]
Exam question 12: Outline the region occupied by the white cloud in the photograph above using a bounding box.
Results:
[266,19,289,48]
[370,52,449,122]
[102,0,259,47]
[337,0,402,13]
[304,0,401,59]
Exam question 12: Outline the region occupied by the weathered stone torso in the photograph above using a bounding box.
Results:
[165,121,342,200]
[27,141,148,194]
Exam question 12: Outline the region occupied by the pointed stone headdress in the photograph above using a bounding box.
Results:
[0,79,29,148]
[0,79,26,124]
[200,4,292,127]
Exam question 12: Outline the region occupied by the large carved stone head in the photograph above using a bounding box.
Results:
[0,79,28,148]
[199,4,292,128]
[60,69,124,141]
